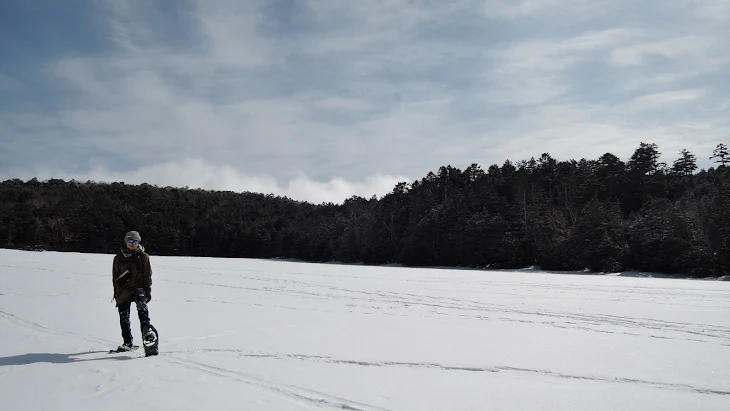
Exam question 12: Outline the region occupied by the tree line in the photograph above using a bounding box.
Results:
[1,143,728,277]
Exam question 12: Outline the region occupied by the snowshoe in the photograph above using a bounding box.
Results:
[109,343,138,353]
[142,324,159,357]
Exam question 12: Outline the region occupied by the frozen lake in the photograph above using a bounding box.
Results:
[1,248,728,410]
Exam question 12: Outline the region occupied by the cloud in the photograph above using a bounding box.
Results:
[0,158,409,205]
[482,28,643,107]
[610,35,724,67]
[0,0,728,204]
[675,0,730,22]
[627,89,707,111]
[474,6,729,165]
[480,0,611,19]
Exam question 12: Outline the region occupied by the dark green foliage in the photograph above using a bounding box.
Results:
[711,143,728,167]
[672,149,698,176]
[628,142,662,176]
[0,142,727,277]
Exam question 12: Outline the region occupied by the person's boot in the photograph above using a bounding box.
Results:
[114,342,136,352]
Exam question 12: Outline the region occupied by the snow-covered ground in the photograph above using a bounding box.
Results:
[1,248,729,410]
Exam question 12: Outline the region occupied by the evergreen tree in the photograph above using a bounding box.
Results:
[628,142,661,176]
[672,149,698,175]
[711,143,729,167]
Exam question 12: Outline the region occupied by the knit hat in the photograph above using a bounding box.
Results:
[124,230,141,242]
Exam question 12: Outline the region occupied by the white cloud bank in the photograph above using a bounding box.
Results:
[0,158,408,204]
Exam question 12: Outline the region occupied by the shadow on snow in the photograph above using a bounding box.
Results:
[0,351,135,366]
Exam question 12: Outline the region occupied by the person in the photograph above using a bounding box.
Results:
[112,230,155,351]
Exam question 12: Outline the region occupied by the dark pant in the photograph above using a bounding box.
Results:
[118,288,150,344]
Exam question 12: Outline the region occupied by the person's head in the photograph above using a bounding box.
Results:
[124,230,141,250]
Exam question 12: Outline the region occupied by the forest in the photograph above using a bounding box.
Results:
[1,142,728,278]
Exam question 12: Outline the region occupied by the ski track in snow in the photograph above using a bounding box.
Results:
[167,357,396,411]
[3,304,728,403]
[0,263,397,410]
[0,309,110,346]
[161,267,730,346]
[1,250,730,410]
[0,307,392,410]
[2,303,728,402]
[5,260,730,347]
[161,349,730,397]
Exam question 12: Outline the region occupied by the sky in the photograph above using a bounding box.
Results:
[1,0,728,204]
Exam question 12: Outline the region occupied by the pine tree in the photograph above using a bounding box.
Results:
[710,143,729,167]
[628,142,661,175]
[672,149,698,175]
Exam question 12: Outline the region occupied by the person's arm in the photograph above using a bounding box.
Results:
[112,255,119,294]
[143,253,152,301]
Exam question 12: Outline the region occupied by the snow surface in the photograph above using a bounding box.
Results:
[1,248,729,411]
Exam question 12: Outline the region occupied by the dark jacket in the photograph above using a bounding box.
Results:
[113,245,152,306]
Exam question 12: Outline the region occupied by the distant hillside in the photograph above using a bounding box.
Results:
[1,143,728,277]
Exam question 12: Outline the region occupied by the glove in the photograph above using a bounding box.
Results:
[146,291,151,303]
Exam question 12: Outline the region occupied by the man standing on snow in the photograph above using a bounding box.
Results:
[112,230,156,352]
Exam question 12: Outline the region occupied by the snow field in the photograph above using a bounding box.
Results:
[1,249,729,410]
